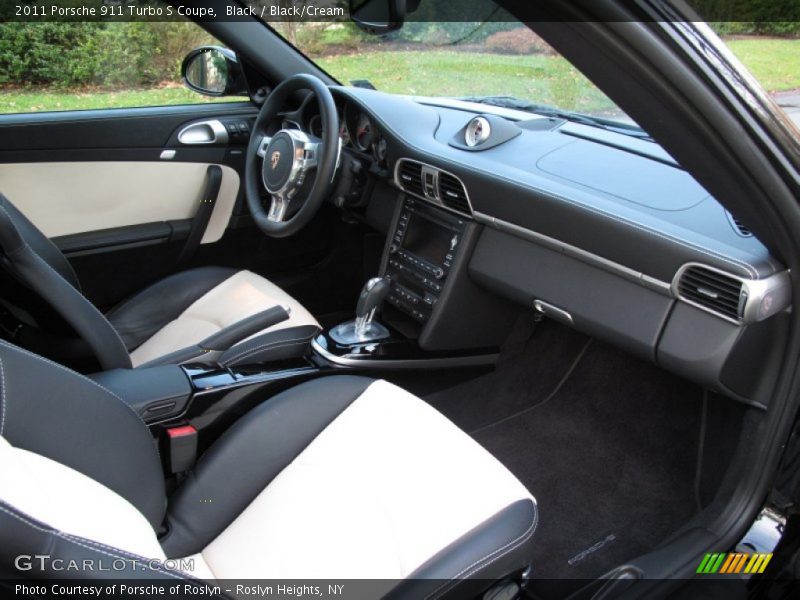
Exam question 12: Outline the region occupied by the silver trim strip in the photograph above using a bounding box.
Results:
[394,157,474,218]
[311,338,498,370]
[671,262,791,325]
[473,211,673,295]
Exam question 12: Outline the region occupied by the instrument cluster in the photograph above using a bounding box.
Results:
[305,101,387,165]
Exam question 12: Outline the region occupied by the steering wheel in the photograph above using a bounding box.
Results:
[245,74,340,238]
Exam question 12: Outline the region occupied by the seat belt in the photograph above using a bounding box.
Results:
[177,165,222,264]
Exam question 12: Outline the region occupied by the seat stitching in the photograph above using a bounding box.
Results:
[220,334,314,366]
[427,502,539,600]
[0,504,189,581]
[60,536,187,581]
[0,355,6,436]
[0,340,148,430]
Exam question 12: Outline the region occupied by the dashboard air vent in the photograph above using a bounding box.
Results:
[727,212,753,237]
[397,161,424,197]
[677,265,744,321]
[437,172,471,214]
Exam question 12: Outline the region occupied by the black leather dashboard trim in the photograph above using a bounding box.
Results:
[332,86,783,283]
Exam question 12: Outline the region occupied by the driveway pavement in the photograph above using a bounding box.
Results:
[773,90,800,130]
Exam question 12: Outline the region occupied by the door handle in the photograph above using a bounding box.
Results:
[177,120,229,145]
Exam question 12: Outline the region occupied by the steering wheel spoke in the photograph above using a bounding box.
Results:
[256,135,272,158]
[267,194,289,222]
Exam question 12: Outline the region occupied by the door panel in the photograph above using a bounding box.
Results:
[0,103,255,150]
[0,161,239,243]
[0,103,335,312]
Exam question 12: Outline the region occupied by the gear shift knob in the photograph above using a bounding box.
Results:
[355,277,390,336]
[328,277,391,345]
[356,277,391,320]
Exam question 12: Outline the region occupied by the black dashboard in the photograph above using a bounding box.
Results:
[291,85,791,408]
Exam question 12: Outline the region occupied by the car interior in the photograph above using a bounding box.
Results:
[1,1,799,598]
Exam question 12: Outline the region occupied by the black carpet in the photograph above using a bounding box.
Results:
[425,323,707,591]
[425,320,591,432]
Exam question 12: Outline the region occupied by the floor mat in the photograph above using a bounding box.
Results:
[428,330,704,590]
[425,320,591,432]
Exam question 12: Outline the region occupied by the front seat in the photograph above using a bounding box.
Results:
[0,193,319,370]
[0,341,538,598]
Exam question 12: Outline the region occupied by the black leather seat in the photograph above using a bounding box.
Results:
[0,194,319,370]
[0,340,538,596]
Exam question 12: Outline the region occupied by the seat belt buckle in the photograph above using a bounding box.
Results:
[165,425,198,474]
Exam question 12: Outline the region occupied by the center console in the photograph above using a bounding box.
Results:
[385,198,467,324]
[312,188,520,368]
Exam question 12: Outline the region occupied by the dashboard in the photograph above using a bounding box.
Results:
[284,85,791,408]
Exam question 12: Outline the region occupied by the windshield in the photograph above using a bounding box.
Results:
[255,0,634,125]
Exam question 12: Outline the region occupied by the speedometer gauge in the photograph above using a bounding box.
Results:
[354,113,373,151]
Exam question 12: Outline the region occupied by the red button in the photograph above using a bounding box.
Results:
[166,425,197,438]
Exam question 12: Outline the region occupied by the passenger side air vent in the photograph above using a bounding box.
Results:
[676,265,744,321]
[397,161,424,198]
[437,172,471,214]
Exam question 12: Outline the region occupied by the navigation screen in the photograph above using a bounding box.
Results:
[403,213,451,265]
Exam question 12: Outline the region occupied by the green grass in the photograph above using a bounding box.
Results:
[725,38,800,92]
[317,50,618,114]
[1,38,799,115]
[0,86,245,114]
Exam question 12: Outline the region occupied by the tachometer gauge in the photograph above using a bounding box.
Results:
[355,113,373,151]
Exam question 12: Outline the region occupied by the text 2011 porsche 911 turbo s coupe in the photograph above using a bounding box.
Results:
[1,1,800,598]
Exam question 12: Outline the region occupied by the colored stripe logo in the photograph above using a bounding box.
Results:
[696,552,772,574]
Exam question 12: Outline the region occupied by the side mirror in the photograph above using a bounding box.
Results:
[349,0,407,35]
[181,46,247,97]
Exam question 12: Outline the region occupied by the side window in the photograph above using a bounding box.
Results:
[0,21,248,115]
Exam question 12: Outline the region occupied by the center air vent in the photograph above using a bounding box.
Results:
[437,172,471,214]
[397,161,424,197]
[676,265,745,321]
[395,158,473,216]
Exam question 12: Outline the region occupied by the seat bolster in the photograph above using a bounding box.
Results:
[388,499,537,600]
[0,341,165,530]
[106,266,238,350]
[161,375,374,558]
[0,501,189,581]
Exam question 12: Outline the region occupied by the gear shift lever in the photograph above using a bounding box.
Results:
[355,277,390,336]
[329,277,391,345]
